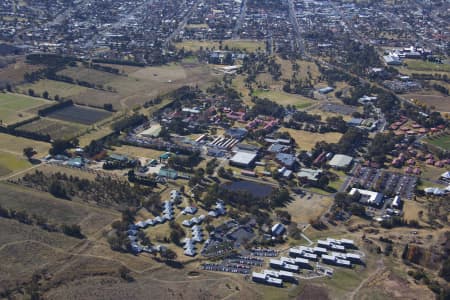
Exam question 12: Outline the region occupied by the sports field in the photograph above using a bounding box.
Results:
[0,92,50,125]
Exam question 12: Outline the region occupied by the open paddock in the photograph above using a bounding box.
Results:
[0,151,31,177]
[45,105,112,125]
[0,92,51,125]
[16,118,86,140]
[0,133,50,156]
[0,183,120,235]
[19,79,90,99]
[58,65,121,86]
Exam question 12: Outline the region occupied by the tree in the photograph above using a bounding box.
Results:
[23,147,35,161]
[118,266,134,282]
[42,90,49,99]
[61,224,84,239]
[28,88,35,97]
[161,248,177,261]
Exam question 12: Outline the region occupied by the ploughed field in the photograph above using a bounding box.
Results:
[44,105,112,125]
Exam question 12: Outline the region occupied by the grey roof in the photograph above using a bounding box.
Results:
[275,153,296,168]
[329,154,353,168]
[297,168,322,181]
[230,151,257,166]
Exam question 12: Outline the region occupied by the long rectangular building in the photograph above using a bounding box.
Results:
[269,259,299,272]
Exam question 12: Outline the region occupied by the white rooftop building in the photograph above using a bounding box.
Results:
[350,188,384,207]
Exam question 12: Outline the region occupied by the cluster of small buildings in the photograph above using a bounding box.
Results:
[290,238,360,268]
[183,225,204,256]
[252,238,361,288]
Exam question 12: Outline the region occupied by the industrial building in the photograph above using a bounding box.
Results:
[328,154,353,169]
[229,151,258,168]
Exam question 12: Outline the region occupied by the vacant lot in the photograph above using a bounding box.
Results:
[252,89,314,109]
[280,127,343,150]
[0,151,31,177]
[175,39,265,52]
[46,105,112,125]
[0,92,50,125]
[285,194,333,225]
[111,145,165,160]
[16,118,86,140]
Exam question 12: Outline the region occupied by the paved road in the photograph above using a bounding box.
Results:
[287,0,305,56]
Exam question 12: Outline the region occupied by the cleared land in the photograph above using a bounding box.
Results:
[285,194,333,224]
[405,92,450,113]
[45,105,112,125]
[0,92,51,125]
[16,118,86,140]
[280,127,343,150]
[111,145,165,160]
[252,89,314,109]
[175,39,265,52]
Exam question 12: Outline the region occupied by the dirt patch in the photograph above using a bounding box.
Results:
[296,284,330,300]
[404,93,450,113]
[355,269,434,300]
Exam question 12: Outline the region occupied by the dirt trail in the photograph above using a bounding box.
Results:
[348,258,385,300]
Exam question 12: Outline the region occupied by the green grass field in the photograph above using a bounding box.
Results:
[425,133,450,150]
[404,59,450,73]
[252,89,314,108]
[0,151,31,176]
[0,92,50,125]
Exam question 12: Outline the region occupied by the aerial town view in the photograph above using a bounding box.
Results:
[0,0,449,299]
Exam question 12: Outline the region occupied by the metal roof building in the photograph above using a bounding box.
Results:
[229,151,257,168]
[329,154,353,169]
